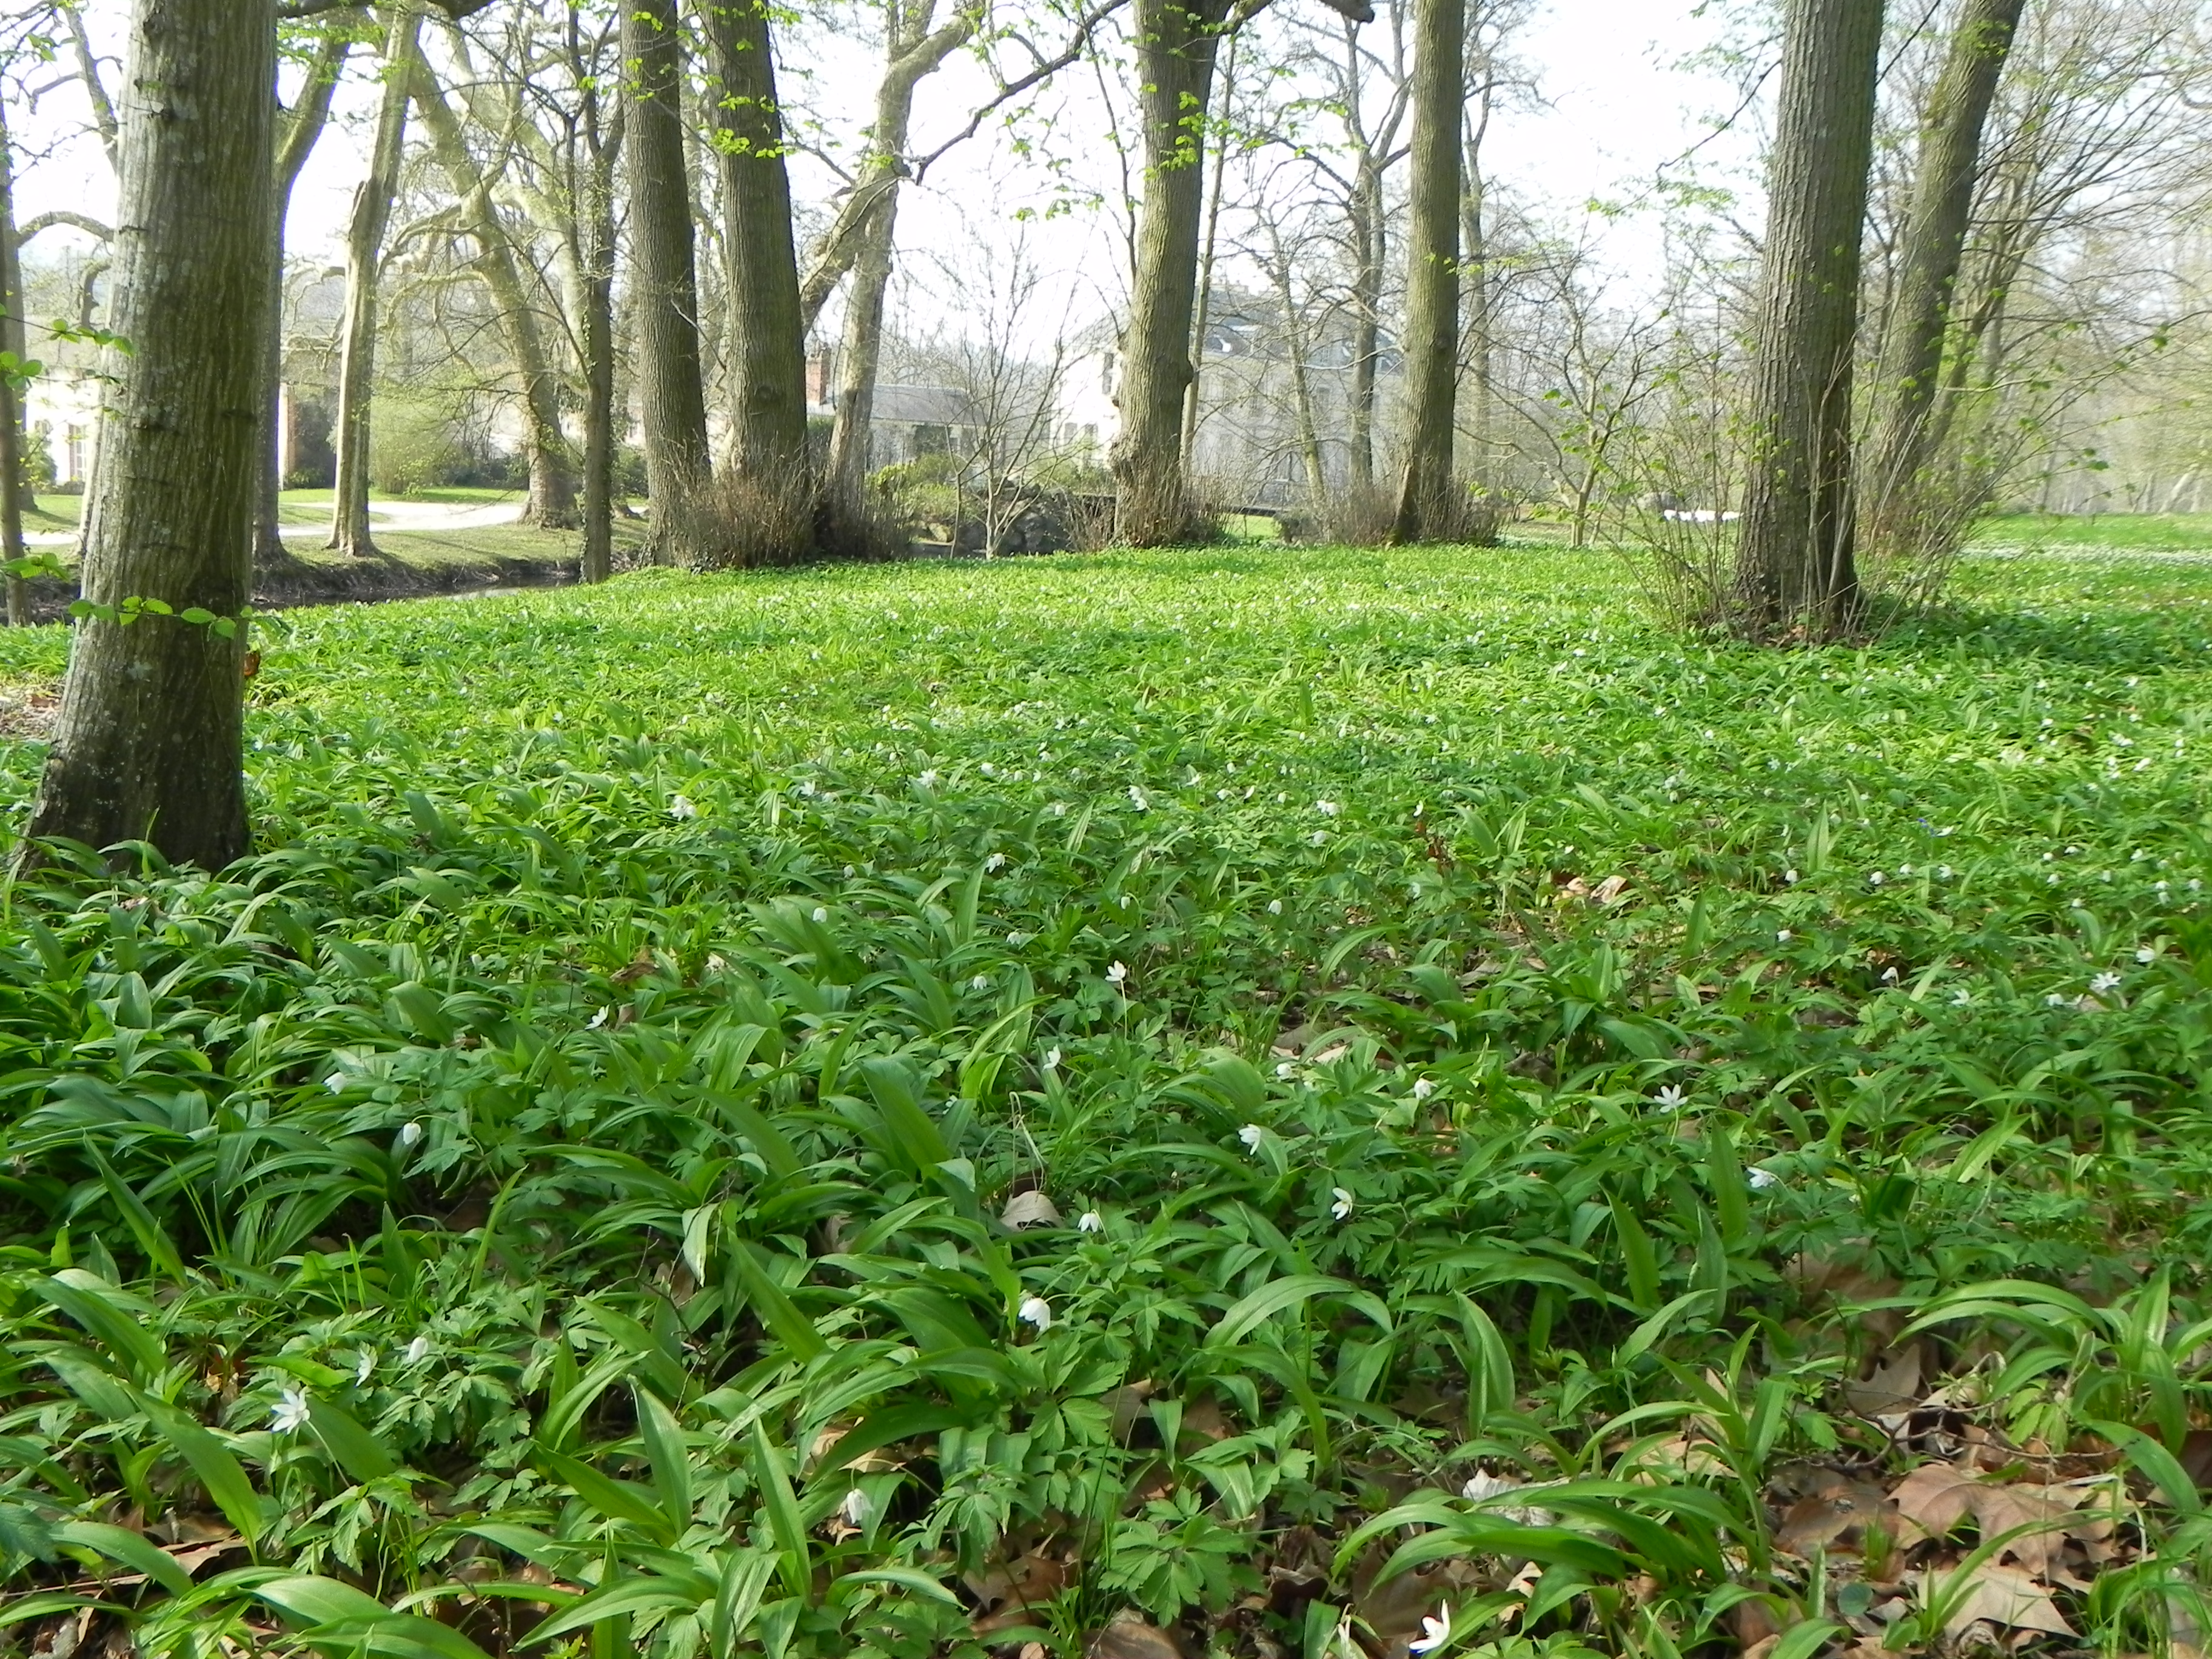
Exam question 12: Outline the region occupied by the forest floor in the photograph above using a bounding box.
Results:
[0,534,2207,1659]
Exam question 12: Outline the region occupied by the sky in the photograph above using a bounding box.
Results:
[8,0,1761,338]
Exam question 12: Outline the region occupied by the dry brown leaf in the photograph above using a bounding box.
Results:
[1087,1612,1183,1659]
[1592,874,1631,905]
[1967,1482,2082,1581]
[966,1553,1067,1613]
[1891,1461,2106,1580]
[1000,1190,1062,1230]
[1775,1478,1908,1557]
[1928,1562,2074,1638]
[1889,1462,1978,1534]
[1845,1343,1924,1418]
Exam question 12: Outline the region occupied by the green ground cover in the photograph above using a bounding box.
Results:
[0,542,2209,1658]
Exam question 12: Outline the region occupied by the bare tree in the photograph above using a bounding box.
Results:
[330,3,426,558]
[1861,0,2025,557]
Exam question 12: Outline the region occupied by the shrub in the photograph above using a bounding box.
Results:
[369,395,471,497]
[1283,478,1502,547]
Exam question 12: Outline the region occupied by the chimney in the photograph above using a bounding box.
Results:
[806,353,831,410]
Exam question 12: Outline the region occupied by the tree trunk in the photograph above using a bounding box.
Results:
[1181,30,1238,471]
[0,95,29,620]
[1728,0,1885,640]
[1389,0,1464,543]
[578,77,622,581]
[827,196,895,516]
[700,0,812,505]
[1862,0,2023,552]
[825,1,974,518]
[26,0,273,870]
[329,4,423,558]
[256,22,350,568]
[1110,0,1228,544]
[797,4,970,333]
[626,0,713,555]
[411,65,580,528]
[1460,91,1493,489]
[1347,157,1382,493]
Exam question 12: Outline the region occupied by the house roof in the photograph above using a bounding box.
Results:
[872,383,977,425]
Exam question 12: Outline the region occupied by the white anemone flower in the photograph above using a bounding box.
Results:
[840,1489,871,1529]
[270,1387,311,1434]
[1409,1612,1451,1656]
[1017,1296,1053,1332]
[1331,1187,1355,1221]
[1775,930,1791,943]
[354,1350,376,1384]
[1106,961,1128,985]
[985,853,1006,872]
[918,769,940,788]
[404,1336,432,1366]
[325,1071,347,1094]
[669,796,699,819]
[1746,1167,1780,1190]
[1316,800,1341,817]
[1310,830,1328,846]
[587,1007,611,1029]
[2091,971,2122,993]
[812,906,830,923]
[397,1121,423,1150]
[1076,1211,1104,1233]
[1654,1084,1687,1111]
[2136,946,2158,964]
[1412,1078,1435,1101]
[1043,1047,1062,1070]
[1267,899,1283,915]
[1238,1124,1266,1152]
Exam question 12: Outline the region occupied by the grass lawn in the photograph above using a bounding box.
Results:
[1972,511,2212,553]
[0,541,2207,1657]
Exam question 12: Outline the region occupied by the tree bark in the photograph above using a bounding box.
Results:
[410,63,580,527]
[1389,0,1463,542]
[1862,0,2023,551]
[256,21,351,566]
[700,0,811,501]
[1110,0,1228,543]
[577,51,622,582]
[329,4,424,558]
[26,0,274,870]
[625,0,712,554]
[1728,0,1885,640]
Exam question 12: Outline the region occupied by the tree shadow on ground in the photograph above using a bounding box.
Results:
[1879,599,2212,672]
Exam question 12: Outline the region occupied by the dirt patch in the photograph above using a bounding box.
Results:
[0,684,60,739]
[16,547,578,623]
